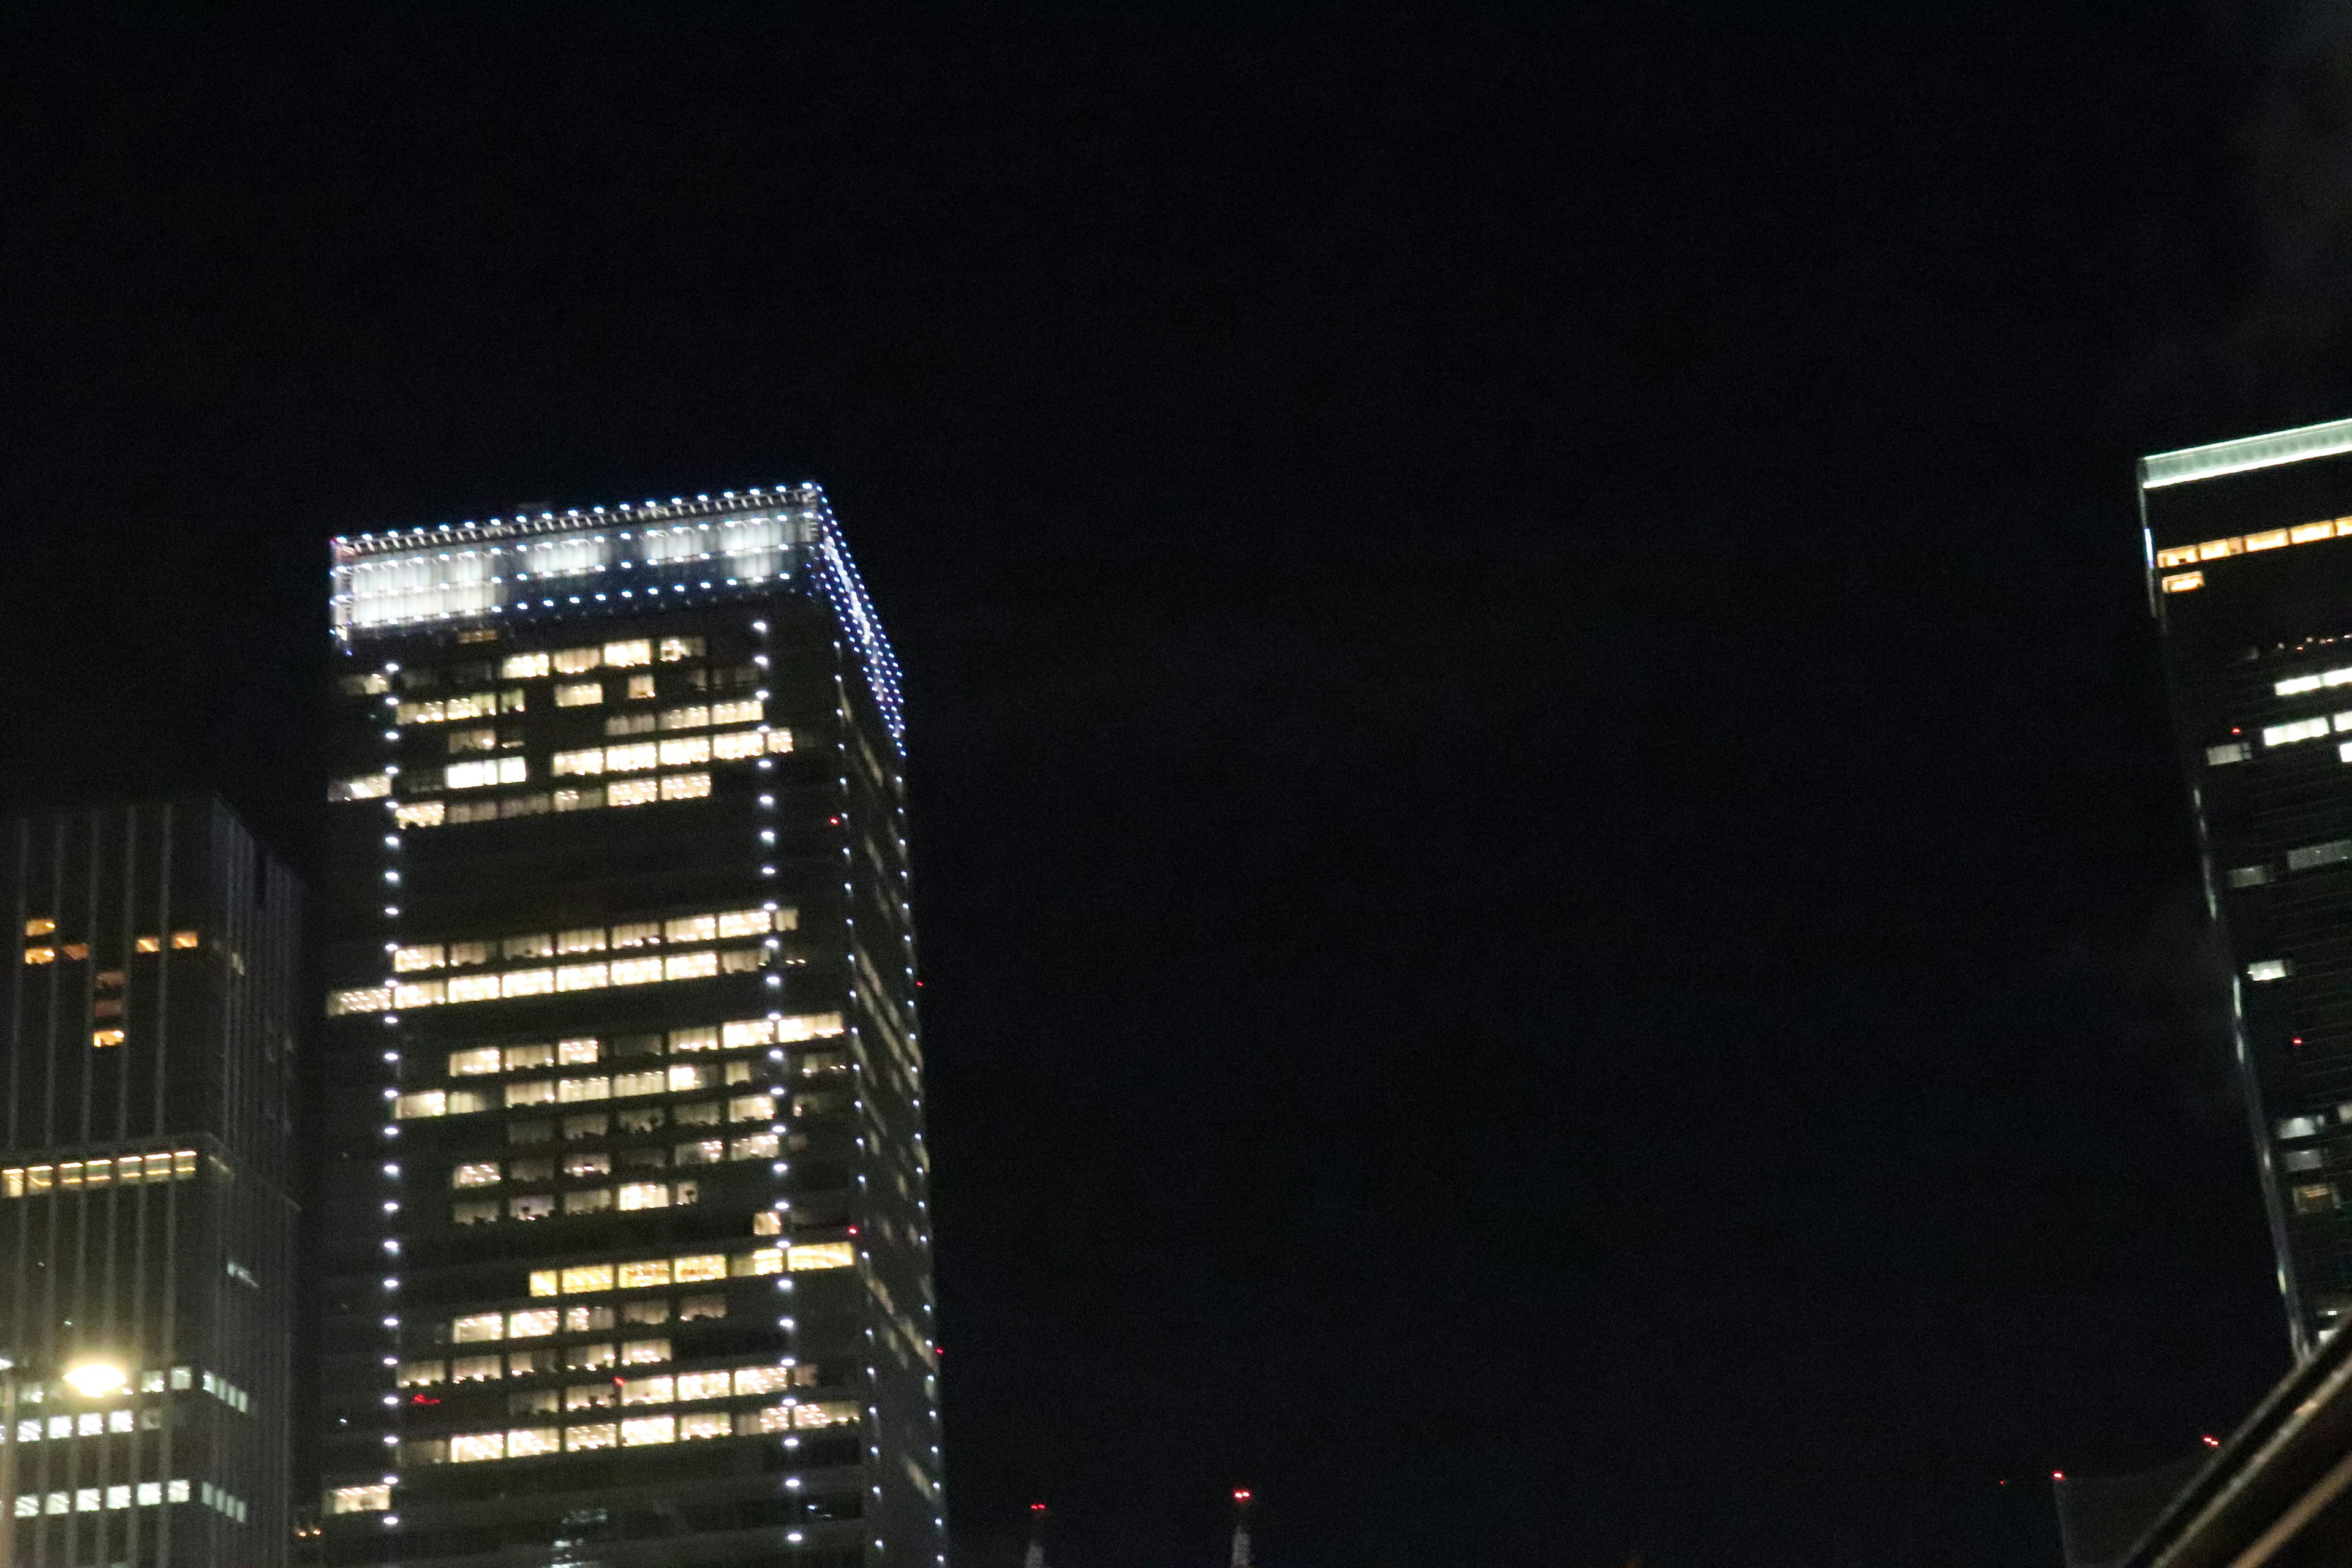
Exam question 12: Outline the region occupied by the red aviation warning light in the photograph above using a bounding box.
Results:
[1232,1490,1251,1503]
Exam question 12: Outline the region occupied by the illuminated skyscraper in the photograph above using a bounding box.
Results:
[2146,418,2352,1357]
[314,488,939,1567]
[0,798,300,1566]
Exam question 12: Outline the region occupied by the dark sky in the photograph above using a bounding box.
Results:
[2,3,2346,1564]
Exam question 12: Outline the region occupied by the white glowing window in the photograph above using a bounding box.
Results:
[663,915,717,945]
[552,786,603,812]
[789,1242,855,1271]
[627,674,656,699]
[557,962,608,993]
[728,1093,774,1122]
[505,1426,560,1458]
[680,1410,731,1440]
[330,1484,392,1515]
[508,1307,559,1338]
[659,636,705,662]
[717,909,774,938]
[730,1133,779,1161]
[2279,674,2326,695]
[452,1162,501,1188]
[619,1182,671,1211]
[449,1432,506,1463]
[557,1077,611,1104]
[555,681,604,707]
[621,1415,675,1446]
[608,778,659,807]
[606,742,658,773]
[505,1043,554,1071]
[620,1375,673,1405]
[712,698,761,725]
[342,672,393,695]
[447,1049,503,1080]
[796,1400,861,1429]
[559,1037,601,1065]
[671,1026,719,1052]
[677,1138,725,1165]
[393,944,445,973]
[394,980,445,1009]
[453,1199,499,1225]
[664,952,718,982]
[611,957,663,986]
[451,1355,502,1383]
[660,705,710,731]
[507,1080,556,1108]
[713,730,765,760]
[733,1365,793,1396]
[612,1069,665,1098]
[330,987,391,1017]
[617,1260,672,1289]
[554,646,601,674]
[676,1370,730,1400]
[396,1091,448,1120]
[2265,717,2334,747]
[502,969,556,998]
[552,748,605,777]
[611,921,661,948]
[449,691,499,719]
[604,639,652,668]
[767,729,794,754]
[451,1312,504,1343]
[664,1065,712,1094]
[660,771,711,801]
[2250,959,2293,982]
[330,773,392,802]
[777,1012,844,1042]
[558,927,607,954]
[567,1422,618,1450]
[448,974,500,1003]
[503,652,552,679]
[396,801,447,829]
[2206,742,2250,766]
[397,1360,445,1387]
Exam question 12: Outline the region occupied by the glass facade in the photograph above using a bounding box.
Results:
[316,487,938,1568]
[0,799,301,1566]
[2146,421,2352,1358]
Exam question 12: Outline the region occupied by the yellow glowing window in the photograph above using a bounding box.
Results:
[23,948,54,965]
[796,1401,861,1430]
[554,681,603,707]
[60,944,85,961]
[676,1370,729,1400]
[398,797,447,826]
[135,936,161,954]
[616,1260,671,1289]
[604,639,652,668]
[733,1248,784,1278]
[450,1355,501,1383]
[2294,522,2338,544]
[620,1374,672,1404]
[23,918,54,937]
[789,1242,855,1272]
[529,1270,559,1298]
[560,1264,614,1295]
[566,1422,618,1451]
[711,698,761,725]
[621,1415,675,1446]
[659,636,705,662]
[2162,571,2204,594]
[712,730,764,760]
[2247,528,2290,552]
[451,1163,500,1189]
[393,944,445,973]
[91,1029,124,1049]
[508,1427,560,1457]
[660,704,710,731]
[608,778,659,807]
[507,1308,559,1338]
[627,674,656,701]
[663,952,718,982]
[330,1484,392,1515]
[450,1312,503,1344]
[448,1047,502,1077]
[448,1433,505,1464]
[2198,536,2243,560]
[503,652,551,679]
[554,646,601,674]
[669,1027,719,1053]
[660,772,711,801]
[395,1362,444,1387]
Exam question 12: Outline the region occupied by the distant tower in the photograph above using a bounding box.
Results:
[1230,1490,1253,1568]
[1025,1502,1049,1568]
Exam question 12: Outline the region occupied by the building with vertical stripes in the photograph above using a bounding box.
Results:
[0,798,301,1566]
[314,487,939,1568]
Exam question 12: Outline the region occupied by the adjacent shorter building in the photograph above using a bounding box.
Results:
[0,798,302,1567]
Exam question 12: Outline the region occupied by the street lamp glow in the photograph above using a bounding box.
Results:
[62,1360,127,1398]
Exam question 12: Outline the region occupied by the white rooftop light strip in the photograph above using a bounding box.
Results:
[2141,415,2352,490]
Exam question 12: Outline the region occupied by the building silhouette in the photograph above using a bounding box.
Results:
[2145,417,2352,1357]
[312,488,939,1567]
[0,799,301,1566]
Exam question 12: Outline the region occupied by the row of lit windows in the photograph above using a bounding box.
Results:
[394,910,788,974]
[25,930,198,960]
[1,1151,198,1199]
[456,1178,704,1221]
[516,1241,853,1301]
[400,1077,773,1120]
[496,637,704,679]
[443,1016,815,1076]
[458,1134,782,1189]
[2263,713,2352,747]
[2155,516,2352,594]
[405,1399,857,1468]
[396,688,528,725]
[330,723,788,801]
[393,771,716,826]
[551,728,790,775]
[435,1294,720,1351]
[9,1480,209,1518]
[332,946,786,1017]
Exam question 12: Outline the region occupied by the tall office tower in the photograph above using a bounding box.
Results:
[314,488,938,1568]
[0,799,301,1567]
[2142,416,2352,1359]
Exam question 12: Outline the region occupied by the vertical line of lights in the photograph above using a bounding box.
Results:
[375,658,406,1527]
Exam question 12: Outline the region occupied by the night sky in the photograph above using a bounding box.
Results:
[2,4,2346,1564]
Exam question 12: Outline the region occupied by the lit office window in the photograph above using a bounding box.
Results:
[660,704,710,731]
[567,1422,619,1451]
[451,1355,501,1384]
[393,944,445,973]
[711,698,761,725]
[660,772,712,800]
[451,1163,501,1189]
[553,647,601,674]
[448,727,499,755]
[447,758,528,790]
[555,681,603,707]
[605,712,657,737]
[659,636,705,662]
[451,1313,503,1344]
[502,653,552,679]
[609,778,659,807]
[510,1195,554,1221]
[330,1485,392,1515]
[330,773,392,802]
[788,1242,856,1272]
[605,639,652,668]
[395,801,446,828]
[396,1361,445,1387]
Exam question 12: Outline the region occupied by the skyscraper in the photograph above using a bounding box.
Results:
[0,798,301,1567]
[2144,417,2352,1358]
[314,487,939,1568]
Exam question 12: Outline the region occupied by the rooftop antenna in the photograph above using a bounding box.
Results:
[1025,1502,1049,1568]
[1230,1490,1253,1568]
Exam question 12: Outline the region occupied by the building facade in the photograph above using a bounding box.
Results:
[2144,417,2352,1358]
[0,798,301,1566]
[314,487,939,1568]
